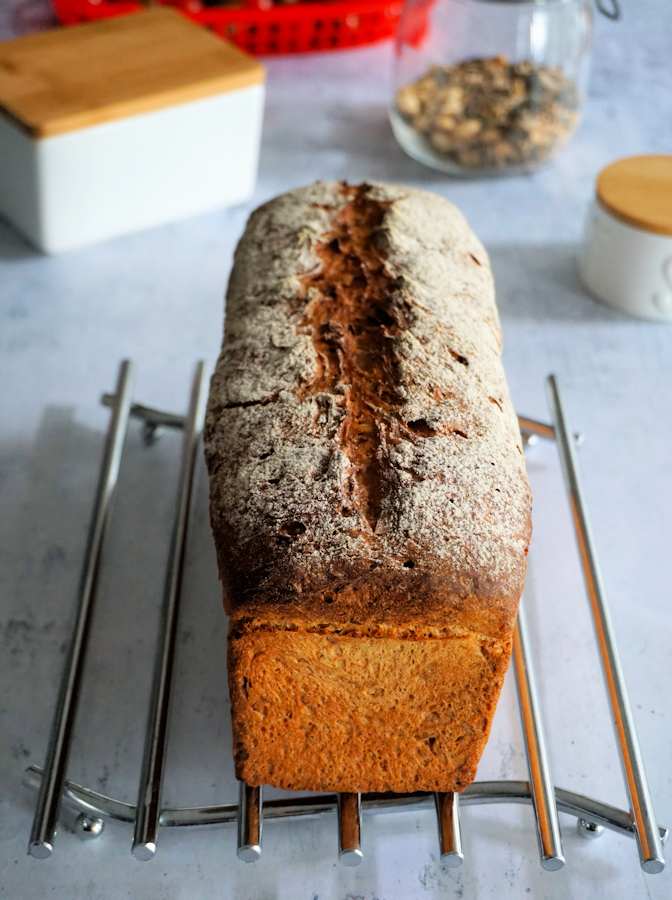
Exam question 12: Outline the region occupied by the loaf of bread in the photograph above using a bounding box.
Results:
[205,182,531,794]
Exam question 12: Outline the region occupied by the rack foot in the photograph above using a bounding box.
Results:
[75,814,105,840]
[577,818,605,840]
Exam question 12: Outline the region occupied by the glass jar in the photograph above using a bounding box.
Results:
[390,0,593,176]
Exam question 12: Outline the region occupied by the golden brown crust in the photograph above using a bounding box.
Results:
[205,181,531,792]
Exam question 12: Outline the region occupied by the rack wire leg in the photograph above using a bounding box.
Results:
[337,793,363,866]
[513,601,565,870]
[434,792,463,867]
[547,374,665,875]
[132,362,207,860]
[28,360,134,859]
[237,782,263,862]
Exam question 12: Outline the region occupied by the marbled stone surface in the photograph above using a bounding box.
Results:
[1,3,671,898]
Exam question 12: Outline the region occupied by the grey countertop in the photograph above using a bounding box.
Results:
[1,3,671,898]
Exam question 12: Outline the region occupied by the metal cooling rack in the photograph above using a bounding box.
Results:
[24,360,668,874]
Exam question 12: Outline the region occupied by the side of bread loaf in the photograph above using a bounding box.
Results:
[205,181,531,793]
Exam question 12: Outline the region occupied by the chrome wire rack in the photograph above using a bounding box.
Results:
[25,360,668,874]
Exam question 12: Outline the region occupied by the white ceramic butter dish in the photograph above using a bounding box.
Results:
[0,9,265,253]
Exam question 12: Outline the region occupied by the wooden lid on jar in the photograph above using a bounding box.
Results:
[597,155,672,237]
[0,9,265,139]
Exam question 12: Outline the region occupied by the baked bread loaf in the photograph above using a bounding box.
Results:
[205,181,531,793]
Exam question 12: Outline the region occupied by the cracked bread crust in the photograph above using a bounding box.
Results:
[205,181,531,792]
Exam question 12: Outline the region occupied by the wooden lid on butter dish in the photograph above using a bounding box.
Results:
[0,9,265,138]
[597,155,672,237]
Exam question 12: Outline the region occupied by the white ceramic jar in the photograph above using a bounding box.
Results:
[579,156,672,322]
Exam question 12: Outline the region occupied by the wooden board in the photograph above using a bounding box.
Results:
[597,155,672,237]
[0,9,265,138]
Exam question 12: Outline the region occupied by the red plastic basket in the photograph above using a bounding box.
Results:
[52,0,429,56]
